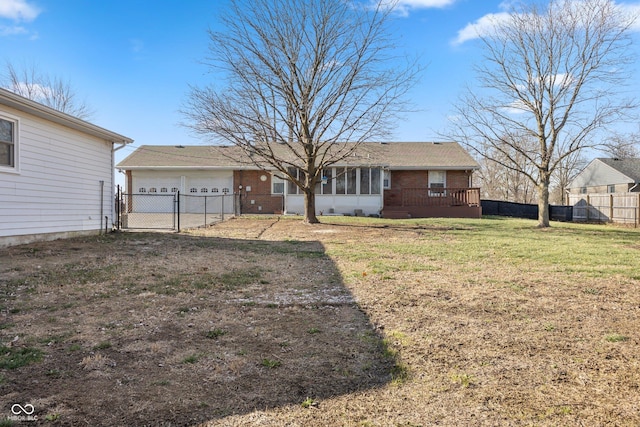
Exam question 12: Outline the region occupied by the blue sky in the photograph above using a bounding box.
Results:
[2,0,640,173]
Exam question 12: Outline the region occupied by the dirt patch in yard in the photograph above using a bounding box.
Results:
[1,216,639,426]
[0,218,393,426]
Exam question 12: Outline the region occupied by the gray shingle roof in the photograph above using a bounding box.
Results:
[117,142,478,170]
[598,158,640,182]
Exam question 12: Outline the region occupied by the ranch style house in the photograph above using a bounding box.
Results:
[117,141,481,219]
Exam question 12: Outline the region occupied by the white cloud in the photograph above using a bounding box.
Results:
[374,0,457,17]
[0,24,27,36]
[452,0,640,46]
[398,0,457,7]
[451,12,510,46]
[0,0,41,22]
[618,3,640,31]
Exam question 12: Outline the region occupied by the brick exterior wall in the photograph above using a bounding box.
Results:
[233,170,284,214]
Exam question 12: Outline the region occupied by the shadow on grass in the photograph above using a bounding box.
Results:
[0,232,396,426]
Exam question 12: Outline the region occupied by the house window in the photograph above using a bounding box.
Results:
[321,169,333,195]
[287,167,305,195]
[359,168,381,195]
[335,167,356,194]
[580,187,587,194]
[607,184,615,193]
[383,170,391,189]
[190,188,197,193]
[201,188,208,193]
[272,174,285,194]
[0,117,16,169]
[160,187,168,193]
[429,171,446,196]
[139,188,147,193]
[149,187,157,193]
[171,187,179,193]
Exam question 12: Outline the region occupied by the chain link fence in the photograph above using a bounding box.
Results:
[116,186,239,231]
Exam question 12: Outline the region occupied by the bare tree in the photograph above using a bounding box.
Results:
[550,150,586,205]
[448,0,638,227]
[183,0,417,223]
[2,62,94,120]
[476,135,539,203]
[601,130,640,158]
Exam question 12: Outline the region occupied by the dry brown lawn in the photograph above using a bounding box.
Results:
[0,216,639,426]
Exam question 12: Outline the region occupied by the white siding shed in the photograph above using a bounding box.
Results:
[0,88,133,247]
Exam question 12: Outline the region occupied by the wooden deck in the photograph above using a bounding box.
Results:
[382,188,482,219]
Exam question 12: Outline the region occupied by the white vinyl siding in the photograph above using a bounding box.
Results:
[0,105,115,239]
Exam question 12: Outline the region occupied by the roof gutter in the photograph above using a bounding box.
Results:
[0,88,133,144]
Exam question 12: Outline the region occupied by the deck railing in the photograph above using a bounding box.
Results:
[400,187,481,207]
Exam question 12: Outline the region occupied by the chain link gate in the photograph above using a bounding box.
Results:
[116,186,177,230]
[116,186,239,231]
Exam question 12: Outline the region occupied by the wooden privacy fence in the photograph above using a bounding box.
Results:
[568,193,640,226]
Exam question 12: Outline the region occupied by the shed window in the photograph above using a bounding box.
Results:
[160,187,168,193]
[149,187,157,193]
[0,117,16,169]
[222,188,230,194]
[139,188,147,193]
[190,188,197,193]
[201,188,208,193]
[212,188,219,193]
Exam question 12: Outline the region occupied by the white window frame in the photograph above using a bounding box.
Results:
[272,174,285,194]
[383,169,391,189]
[0,113,19,173]
[428,170,446,196]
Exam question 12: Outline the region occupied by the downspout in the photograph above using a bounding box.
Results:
[99,180,104,234]
[630,183,639,192]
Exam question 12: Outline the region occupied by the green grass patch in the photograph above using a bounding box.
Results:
[205,328,227,339]
[605,333,628,343]
[0,345,43,369]
[261,358,281,369]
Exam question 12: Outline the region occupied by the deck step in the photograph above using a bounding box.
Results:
[382,210,411,219]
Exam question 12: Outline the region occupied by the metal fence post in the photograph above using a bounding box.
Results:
[116,185,121,231]
[177,191,181,232]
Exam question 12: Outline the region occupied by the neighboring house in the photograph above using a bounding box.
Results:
[117,141,481,219]
[0,88,133,247]
[567,158,640,194]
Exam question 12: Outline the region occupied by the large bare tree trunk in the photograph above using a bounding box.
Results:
[303,189,319,224]
[538,177,551,228]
